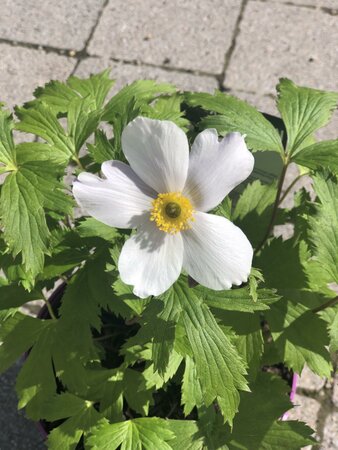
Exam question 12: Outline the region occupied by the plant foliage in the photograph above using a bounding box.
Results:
[0,74,337,449]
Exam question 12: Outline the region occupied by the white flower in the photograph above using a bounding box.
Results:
[73,117,254,298]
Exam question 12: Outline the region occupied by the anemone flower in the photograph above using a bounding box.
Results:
[73,117,254,298]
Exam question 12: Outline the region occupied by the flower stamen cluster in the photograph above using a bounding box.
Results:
[150,192,195,234]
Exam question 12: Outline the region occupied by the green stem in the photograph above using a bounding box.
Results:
[44,297,57,321]
[312,296,338,314]
[255,159,289,254]
[73,154,85,170]
[278,173,306,206]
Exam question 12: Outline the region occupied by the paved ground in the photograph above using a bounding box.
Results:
[0,0,338,448]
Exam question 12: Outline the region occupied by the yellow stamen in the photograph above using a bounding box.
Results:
[150,192,194,234]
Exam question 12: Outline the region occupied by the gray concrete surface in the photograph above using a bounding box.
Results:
[0,0,338,449]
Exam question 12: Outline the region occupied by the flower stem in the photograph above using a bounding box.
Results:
[278,173,307,206]
[73,154,84,170]
[255,159,289,254]
[44,297,57,321]
[312,296,338,314]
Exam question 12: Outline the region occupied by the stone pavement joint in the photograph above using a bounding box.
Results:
[217,0,249,90]
[70,0,111,76]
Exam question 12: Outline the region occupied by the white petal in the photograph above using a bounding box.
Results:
[121,117,189,193]
[73,161,156,229]
[118,221,183,298]
[182,211,253,290]
[183,130,254,212]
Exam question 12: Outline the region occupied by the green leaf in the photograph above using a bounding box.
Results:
[0,284,40,309]
[217,310,264,380]
[265,298,331,376]
[185,91,283,153]
[145,94,189,129]
[86,418,174,450]
[173,280,248,425]
[196,285,278,312]
[123,368,154,415]
[47,400,102,450]
[0,159,72,277]
[52,250,115,392]
[67,96,102,153]
[0,107,16,169]
[327,306,338,352]
[308,172,338,286]
[0,314,50,374]
[32,70,114,115]
[15,103,74,162]
[103,80,176,120]
[67,70,115,110]
[16,323,57,418]
[292,139,338,173]
[277,78,338,155]
[77,217,120,241]
[227,372,314,449]
[87,129,116,164]
[167,420,204,450]
[181,356,203,415]
[233,180,277,248]
[39,393,93,421]
[32,80,79,115]
[15,142,68,165]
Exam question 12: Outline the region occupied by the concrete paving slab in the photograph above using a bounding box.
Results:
[0,44,76,109]
[298,365,326,392]
[225,2,338,94]
[268,0,338,8]
[0,361,46,450]
[0,0,105,51]
[88,0,241,73]
[322,411,338,449]
[75,58,219,93]
[288,393,321,431]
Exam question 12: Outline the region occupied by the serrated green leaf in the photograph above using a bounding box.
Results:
[0,284,40,309]
[233,180,277,248]
[277,78,338,155]
[226,372,314,449]
[326,306,338,352]
[308,172,338,286]
[292,139,338,173]
[145,94,189,129]
[52,250,115,393]
[173,279,248,425]
[77,217,120,241]
[265,298,331,376]
[47,401,102,450]
[16,323,57,418]
[87,129,116,164]
[0,158,72,277]
[15,103,74,162]
[67,96,102,153]
[167,420,204,450]
[86,417,174,450]
[196,286,278,312]
[67,70,115,110]
[32,80,79,114]
[123,368,154,415]
[0,314,50,374]
[185,91,283,153]
[15,141,68,165]
[103,80,176,120]
[217,310,264,380]
[0,107,16,169]
[181,356,203,415]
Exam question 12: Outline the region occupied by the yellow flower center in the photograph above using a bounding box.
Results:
[150,192,194,234]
